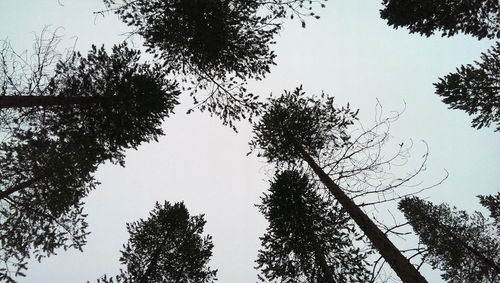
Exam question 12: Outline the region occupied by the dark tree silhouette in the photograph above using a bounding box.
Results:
[435,42,500,132]
[0,38,179,280]
[399,197,500,282]
[101,0,277,129]
[95,201,217,283]
[380,0,500,40]
[251,86,429,283]
[99,0,327,129]
[256,170,371,283]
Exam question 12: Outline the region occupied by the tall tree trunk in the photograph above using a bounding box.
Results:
[0,96,100,109]
[296,144,428,283]
[298,200,336,283]
[308,228,337,283]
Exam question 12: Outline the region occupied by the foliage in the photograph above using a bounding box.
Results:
[435,42,500,132]
[96,201,217,283]
[250,86,358,165]
[101,0,328,129]
[102,0,277,129]
[45,42,179,164]
[256,170,371,282]
[478,192,500,231]
[399,197,500,282]
[0,129,94,282]
[380,0,500,40]
[0,39,179,280]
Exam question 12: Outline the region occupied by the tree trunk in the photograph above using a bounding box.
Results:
[139,236,168,283]
[308,229,337,283]
[0,173,48,200]
[0,96,100,109]
[296,144,428,283]
[298,199,336,283]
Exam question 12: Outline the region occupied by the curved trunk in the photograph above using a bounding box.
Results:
[296,144,428,283]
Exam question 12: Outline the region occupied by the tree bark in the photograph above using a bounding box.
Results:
[0,96,100,109]
[296,144,428,283]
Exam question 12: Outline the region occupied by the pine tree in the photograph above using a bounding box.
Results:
[96,201,217,283]
[251,86,428,283]
[399,197,500,282]
[256,170,371,282]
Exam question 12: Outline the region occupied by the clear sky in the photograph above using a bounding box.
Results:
[1,1,499,282]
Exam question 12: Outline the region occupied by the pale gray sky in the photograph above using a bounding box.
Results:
[1,1,499,282]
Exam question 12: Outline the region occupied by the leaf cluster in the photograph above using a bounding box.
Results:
[435,41,500,131]
[251,86,358,165]
[380,0,500,40]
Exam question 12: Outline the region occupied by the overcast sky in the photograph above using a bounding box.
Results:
[1,1,499,282]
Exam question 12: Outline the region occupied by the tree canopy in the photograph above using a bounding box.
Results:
[0,41,179,280]
[435,41,500,132]
[380,0,500,40]
[399,197,500,282]
[100,0,327,129]
[96,201,217,283]
[256,170,371,282]
[251,86,358,165]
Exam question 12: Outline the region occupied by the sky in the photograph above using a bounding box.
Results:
[1,1,499,282]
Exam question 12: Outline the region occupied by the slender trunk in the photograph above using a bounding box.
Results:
[308,229,337,283]
[0,96,101,109]
[139,236,168,283]
[296,144,428,283]
[0,173,49,200]
[297,198,336,283]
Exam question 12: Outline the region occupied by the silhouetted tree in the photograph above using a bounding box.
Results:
[380,0,500,40]
[99,0,327,129]
[0,37,179,280]
[256,170,371,282]
[435,42,500,132]
[100,0,276,128]
[251,86,429,283]
[95,201,217,283]
[399,197,500,282]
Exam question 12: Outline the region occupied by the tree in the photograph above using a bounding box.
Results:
[256,170,371,282]
[99,0,327,129]
[434,42,500,132]
[251,86,429,283]
[95,201,217,283]
[100,0,277,129]
[380,0,500,40]
[399,197,500,282]
[0,36,179,280]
